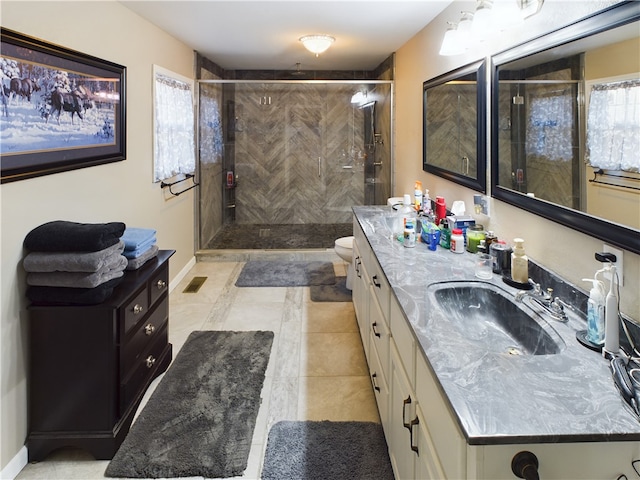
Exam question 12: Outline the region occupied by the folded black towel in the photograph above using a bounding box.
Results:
[24,221,126,253]
[26,277,123,306]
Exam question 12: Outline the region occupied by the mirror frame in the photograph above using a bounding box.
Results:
[490,1,640,255]
[423,59,487,192]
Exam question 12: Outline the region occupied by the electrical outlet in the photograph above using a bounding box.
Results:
[603,244,624,287]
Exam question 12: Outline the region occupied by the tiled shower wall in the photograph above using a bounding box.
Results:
[233,83,368,225]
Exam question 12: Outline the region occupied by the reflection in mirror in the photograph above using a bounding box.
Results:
[491,2,640,254]
[424,60,486,192]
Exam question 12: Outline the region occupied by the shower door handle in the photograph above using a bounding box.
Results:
[318,157,321,177]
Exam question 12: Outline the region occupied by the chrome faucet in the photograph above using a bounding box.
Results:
[515,283,568,322]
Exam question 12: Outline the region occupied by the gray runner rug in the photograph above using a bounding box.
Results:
[261,420,394,480]
[310,276,352,302]
[236,260,336,287]
[105,330,274,479]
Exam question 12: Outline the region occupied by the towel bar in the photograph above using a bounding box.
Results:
[160,174,199,196]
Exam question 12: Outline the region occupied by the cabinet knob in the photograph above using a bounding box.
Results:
[133,304,144,315]
[156,279,166,290]
[144,323,156,336]
[145,355,156,368]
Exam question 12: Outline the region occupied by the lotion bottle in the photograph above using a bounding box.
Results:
[583,277,605,346]
[603,265,619,357]
[511,238,529,284]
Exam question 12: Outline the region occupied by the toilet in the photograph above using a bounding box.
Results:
[334,236,355,290]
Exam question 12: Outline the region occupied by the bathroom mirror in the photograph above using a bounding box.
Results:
[423,59,486,192]
[491,2,640,254]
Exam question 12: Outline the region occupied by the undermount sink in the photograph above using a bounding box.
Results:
[427,281,565,356]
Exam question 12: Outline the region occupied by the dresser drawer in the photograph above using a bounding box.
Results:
[149,264,169,308]
[120,325,169,412]
[123,287,149,335]
[121,298,168,375]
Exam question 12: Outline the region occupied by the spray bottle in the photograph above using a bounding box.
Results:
[582,275,605,346]
[603,264,619,358]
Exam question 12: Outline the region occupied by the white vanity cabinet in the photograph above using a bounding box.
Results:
[353,212,640,479]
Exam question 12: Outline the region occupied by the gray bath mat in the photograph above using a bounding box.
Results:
[261,420,394,480]
[105,330,274,479]
[310,276,352,302]
[236,260,336,287]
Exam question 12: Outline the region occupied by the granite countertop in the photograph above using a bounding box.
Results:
[353,206,640,445]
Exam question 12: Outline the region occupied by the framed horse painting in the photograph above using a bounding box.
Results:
[0,28,126,183]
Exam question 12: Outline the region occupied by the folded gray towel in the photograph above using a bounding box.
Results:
[126,244,159,271]
[23,241,125,273]
[27,255,127,288]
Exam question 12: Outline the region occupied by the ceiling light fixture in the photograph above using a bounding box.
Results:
[299,34,335,57]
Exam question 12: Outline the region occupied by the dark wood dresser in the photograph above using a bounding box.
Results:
[27,249,175,461]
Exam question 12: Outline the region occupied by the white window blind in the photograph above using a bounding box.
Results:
[153,66,195,182]
[586,78,640,173]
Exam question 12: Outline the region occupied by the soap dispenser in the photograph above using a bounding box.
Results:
[583,277,605,346]
[511,238,529,284]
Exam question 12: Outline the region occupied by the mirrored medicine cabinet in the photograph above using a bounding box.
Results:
[423,59,486,192]
[491,1,640,255]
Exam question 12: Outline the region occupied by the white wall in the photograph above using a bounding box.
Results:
[0,1,196,473]
[395,0,639,320]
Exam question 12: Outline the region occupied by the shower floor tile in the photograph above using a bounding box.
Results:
[204,223,353,249]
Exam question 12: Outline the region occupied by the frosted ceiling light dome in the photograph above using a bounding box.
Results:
[299,34,335,56]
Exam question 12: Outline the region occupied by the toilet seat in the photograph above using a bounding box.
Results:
[334,236,354,257]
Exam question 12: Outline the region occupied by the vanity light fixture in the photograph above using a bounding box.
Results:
[350,90,367,104]
[439,22,465,56]
[471,0,493,34]
[299,34,335,57]
[518,0,544,19]
[439,0,545,56]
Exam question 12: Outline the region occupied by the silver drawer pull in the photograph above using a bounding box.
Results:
[145,355,156,368]
[144,323,156,336]
[133,304,144,315]
[156,280,166,289]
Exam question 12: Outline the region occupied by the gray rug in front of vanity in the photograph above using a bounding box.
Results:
[105,330,274,479]
[310,276,352,302]
[235,260,336,287]
[261,421,394,480]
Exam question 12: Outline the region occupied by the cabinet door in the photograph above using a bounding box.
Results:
[415,405,447,480]
[389,343,417,480]
[369,333,390,437]
[352,241,370,360]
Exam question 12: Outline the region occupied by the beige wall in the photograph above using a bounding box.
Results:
[395,0,639,322]
[1,1,196,473]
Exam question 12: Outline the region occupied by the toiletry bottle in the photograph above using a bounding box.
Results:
[439,219,451,249]
[511,238,529,283]
[435,196,446,224]
[397,194,415,242]
[603,265,619,356]
[414,181,423,212]
[583,278,605,346]
[423,189,432,216]
[450,228,465,254]
[404,222,416,248]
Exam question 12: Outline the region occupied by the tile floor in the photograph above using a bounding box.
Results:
[16,253,380,480]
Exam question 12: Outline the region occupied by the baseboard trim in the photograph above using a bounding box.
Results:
[169,256,196,293]
[1,446,27,480]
